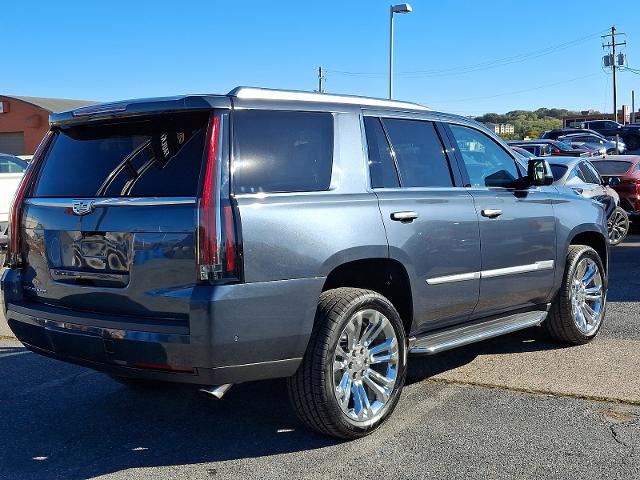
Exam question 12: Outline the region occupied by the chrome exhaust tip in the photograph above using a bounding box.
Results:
[199,383,233,399]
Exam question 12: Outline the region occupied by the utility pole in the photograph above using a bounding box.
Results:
[632,90,636,124]
[317,66,325,93]
[602,26,626,123]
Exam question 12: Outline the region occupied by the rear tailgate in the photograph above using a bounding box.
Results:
[20,110,213,321]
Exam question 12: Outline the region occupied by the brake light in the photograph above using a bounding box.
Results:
[196,114,239,282]
[6,131,53,267]
[198,116,221,280]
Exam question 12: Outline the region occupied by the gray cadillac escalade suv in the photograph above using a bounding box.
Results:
[1,87,609,439]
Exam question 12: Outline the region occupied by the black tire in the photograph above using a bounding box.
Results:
[607,207,629,246]
[287,288,407,439]
[543,245,607,345]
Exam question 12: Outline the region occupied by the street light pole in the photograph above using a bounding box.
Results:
[388,3,412,100]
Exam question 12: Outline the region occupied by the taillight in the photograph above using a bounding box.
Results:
[197,115,239,281]
[6,131,53,268]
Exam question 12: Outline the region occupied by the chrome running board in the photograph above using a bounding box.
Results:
[409,311,547,355]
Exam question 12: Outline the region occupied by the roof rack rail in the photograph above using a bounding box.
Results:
[228,86,429,111]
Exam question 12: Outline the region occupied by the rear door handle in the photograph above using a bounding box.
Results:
[481,209,503,218]
[391,211,419,222]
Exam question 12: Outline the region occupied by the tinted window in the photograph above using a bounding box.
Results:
[34,113,209,197]
[583,162,603,183]
[364,117,399,188]
[574,166,588,182]
[449,124,520,188]
[592,161,633,175]
[381,119,453,188]
[0,156,26,174]
[549,164,567,181]
[233,110,333,193]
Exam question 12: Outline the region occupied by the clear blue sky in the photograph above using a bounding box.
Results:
[4,0,640,116]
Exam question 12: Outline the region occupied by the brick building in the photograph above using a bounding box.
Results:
[0,95,96,155]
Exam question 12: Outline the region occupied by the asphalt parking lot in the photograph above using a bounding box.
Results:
[1,237,639,480]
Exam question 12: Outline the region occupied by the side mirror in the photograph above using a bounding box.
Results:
[527,158,554,186]
[607,176,621,187]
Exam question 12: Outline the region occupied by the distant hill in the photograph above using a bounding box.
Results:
[475,108,603,139]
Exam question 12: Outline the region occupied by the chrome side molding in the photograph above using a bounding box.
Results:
[426,260,554,285]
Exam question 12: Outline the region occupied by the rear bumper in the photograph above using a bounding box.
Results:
[1,268,324,385]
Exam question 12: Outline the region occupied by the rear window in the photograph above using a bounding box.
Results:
[33,112,209,197]
[232,110,333,193]
[592,161,633,175]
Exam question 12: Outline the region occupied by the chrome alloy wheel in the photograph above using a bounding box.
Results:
[570,257,605,335]
[607,209,628,245]
[332,309,399,424]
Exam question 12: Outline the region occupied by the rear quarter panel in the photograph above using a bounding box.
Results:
[234,111,387,283]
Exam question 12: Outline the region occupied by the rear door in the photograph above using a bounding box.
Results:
[364,114,481,334]
[446,123,557,317]
[20,110,216,321]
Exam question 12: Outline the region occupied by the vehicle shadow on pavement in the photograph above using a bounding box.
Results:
[0,353,338,480]
[406,327,566,383]
[607,239,640,302]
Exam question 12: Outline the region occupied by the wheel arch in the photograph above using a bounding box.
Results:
[321,258,414,336]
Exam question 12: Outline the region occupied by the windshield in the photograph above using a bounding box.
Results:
[591,161,633,175]
[0,155,27,173]
[554,141,576,152]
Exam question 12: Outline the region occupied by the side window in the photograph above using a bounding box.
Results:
[381,118,453,188]
[574,166,588,182]
[233,110,333,194]
[449,124,520,188]
[580,162,601,184]
[363,117,399,188]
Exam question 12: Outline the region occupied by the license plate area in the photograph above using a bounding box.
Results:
[45,231,132,287]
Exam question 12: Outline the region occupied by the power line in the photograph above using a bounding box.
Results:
[426,72,602,105]
[325,29,608,78]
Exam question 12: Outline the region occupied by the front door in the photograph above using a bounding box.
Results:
[446,123,557,317]
[363,115,481,334]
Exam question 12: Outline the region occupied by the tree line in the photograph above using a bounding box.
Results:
[475,108,602,139]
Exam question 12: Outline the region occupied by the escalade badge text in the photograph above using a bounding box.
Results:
[72,200,94,216]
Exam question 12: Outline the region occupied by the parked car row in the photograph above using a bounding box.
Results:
[510,147,631,245]
[508,139,597,158]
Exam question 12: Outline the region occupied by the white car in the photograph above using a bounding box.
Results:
[0,154,27,264]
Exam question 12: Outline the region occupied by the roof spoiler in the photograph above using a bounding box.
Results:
[49,95,229,126]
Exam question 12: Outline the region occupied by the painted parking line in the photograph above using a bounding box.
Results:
[0,350,31,359]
